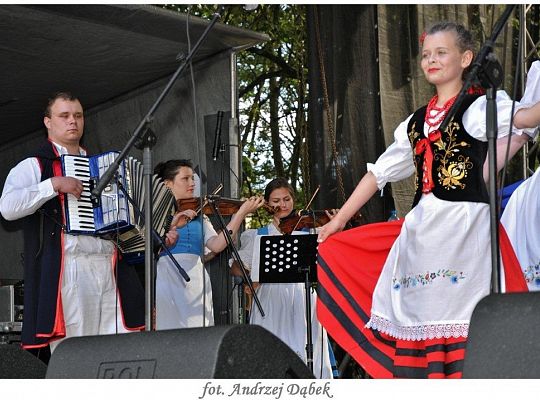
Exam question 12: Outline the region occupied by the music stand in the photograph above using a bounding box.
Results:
[253,234,318,372]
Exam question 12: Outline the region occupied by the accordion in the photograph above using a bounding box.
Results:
[60,151,176,254]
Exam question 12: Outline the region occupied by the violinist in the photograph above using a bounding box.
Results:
[231,177,334,378]
[153,159,264,330]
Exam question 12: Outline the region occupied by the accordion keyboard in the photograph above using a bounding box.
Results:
[62,156,96,231]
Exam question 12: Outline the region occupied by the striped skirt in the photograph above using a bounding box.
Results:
[317,220,527,378]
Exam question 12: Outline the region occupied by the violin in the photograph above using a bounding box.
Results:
[176,197,244,216]
[176,196,275,217]
[278,209,365,235]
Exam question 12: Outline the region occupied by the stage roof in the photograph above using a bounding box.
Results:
[0,4,268,145]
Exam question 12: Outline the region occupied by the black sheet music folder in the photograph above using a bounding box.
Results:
[257,234,318,284]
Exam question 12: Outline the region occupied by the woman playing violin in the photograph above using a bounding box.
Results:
[231,177,334,378]
[154,159,264,329]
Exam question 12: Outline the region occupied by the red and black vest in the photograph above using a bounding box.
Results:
[408,94,489,208]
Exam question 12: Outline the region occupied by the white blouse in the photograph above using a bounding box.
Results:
[367,91,536,190]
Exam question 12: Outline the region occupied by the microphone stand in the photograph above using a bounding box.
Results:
[116,177,190,282]
[283,187,321,372]
[300,262,314,373]
[207,196,265,317]
[90,6,225,331]
[438,5,515,294]
[302,210,320,374]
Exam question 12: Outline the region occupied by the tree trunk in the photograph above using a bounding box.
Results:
[269,76,285,177]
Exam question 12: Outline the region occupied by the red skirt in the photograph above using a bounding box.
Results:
[317,220,527,378]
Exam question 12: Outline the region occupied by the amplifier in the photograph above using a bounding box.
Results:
[0,285,23,333]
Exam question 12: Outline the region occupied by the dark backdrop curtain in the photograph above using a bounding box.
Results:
[307,5,523,221]
[307,5,390,223]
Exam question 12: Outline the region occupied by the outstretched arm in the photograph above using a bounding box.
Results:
[515,60,540,130]
[483,133,531,183]
[317,171,379,243]
[483,97,540,183]
[514,102,540,130]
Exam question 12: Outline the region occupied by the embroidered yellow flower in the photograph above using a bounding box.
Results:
[408,120,474,192]
[435,122,473,190]
[433,138,445,151]
[440,160,468,189]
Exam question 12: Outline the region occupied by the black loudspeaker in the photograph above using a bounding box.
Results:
[0,344,47,378]
[463,292,540,378]
[46,325,314,379]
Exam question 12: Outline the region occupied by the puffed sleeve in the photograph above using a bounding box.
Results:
[520,60,540,107]
[464,90,537,140]
[366,114,416,190]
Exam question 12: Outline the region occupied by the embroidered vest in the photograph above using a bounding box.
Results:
[408,95,489,208]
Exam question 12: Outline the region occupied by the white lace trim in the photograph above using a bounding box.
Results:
[366,314,469,341]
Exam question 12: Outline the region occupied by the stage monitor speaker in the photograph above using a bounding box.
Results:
[46,324,314,379]
[463,292,540,378]
[0,344,47,378]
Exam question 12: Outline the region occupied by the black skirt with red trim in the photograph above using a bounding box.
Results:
[317,220,527,379]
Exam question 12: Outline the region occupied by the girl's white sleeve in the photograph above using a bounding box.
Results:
[367,115,416,190]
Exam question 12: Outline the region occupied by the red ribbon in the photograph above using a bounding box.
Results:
[414,129,441,193]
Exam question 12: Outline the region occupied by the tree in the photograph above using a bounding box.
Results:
[161,5,540,226]
[161,5,310,224]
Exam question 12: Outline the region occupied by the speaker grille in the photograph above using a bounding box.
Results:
[46,325,313,379]
[463,292,540,378]
[0,344,47,378]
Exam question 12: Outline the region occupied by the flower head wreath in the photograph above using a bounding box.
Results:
[419,31,427,46]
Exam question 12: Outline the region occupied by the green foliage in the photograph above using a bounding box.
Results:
[157,5,540,227]
[159,5,309,228]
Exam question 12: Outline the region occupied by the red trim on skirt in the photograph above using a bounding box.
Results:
[317,220,527,378]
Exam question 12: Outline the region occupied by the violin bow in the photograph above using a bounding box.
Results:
[207,183,223,198]
[292,185,320,232]
[199,183,224,212]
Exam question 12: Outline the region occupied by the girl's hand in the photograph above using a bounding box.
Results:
[317,217,346,243]
[238,196,265,216]
[164,213,182,247]
[174,209,198,228]
[164,228,179,248]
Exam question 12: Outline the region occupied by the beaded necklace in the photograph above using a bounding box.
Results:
[425,94,457,131]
